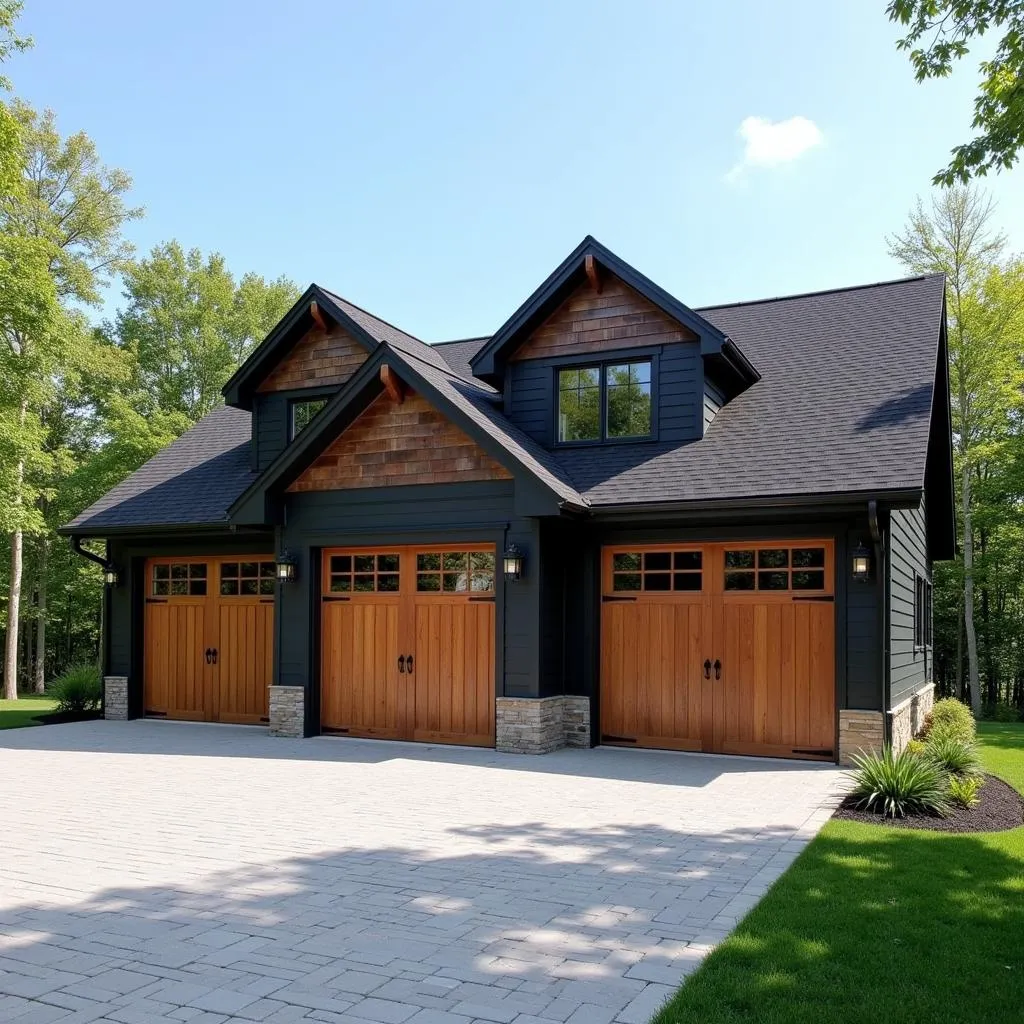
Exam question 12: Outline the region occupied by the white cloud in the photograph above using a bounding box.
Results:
[726,115,824,183]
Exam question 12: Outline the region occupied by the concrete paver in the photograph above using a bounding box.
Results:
[0,721,844,1023]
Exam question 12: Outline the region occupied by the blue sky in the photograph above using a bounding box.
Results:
[13,1,1024,341]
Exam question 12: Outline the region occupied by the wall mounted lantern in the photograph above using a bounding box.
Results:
[103,566,120,587]
[275,551,298,583]
[851,542,872,583]
[503,543,524,583]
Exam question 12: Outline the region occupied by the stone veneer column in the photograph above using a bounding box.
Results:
[103,676,128,720]
[838,709,884,766]
[495,696,593,753]
[890,682,936,754]
[269,685,305,737]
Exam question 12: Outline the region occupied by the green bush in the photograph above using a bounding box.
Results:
[922,697,976,744]
[905,738,927,757]
[948,774,983,809]
[847,746,950,819]
[925,733,982,778]
[48,664,102,713]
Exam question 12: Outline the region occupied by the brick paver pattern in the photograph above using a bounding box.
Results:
[0,721,844,1024]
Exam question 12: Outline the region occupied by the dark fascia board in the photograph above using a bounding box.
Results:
[926,294,957,561]
[57,520,270,540]
[586,486,925,521]
[222,284,380,410]
[228,344,572,525]
[469,235,760,387]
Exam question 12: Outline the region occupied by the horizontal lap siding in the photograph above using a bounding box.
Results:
[253,394,289,471]
[508,362,552,445]
[660,345,701,442]
[890,498,930,709]
[703,380,725,434]
[846,524,880,710]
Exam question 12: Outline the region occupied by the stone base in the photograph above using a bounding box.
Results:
[103,676,128,720]
[269,685,305,737]
[838,709,884,766]
[890,682,936,753]
[495,696,592,754]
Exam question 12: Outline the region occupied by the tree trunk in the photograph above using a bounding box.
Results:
[33,536,48,693]
[3,528,22,700]
[956,591,964,699]
[963,463,981,716]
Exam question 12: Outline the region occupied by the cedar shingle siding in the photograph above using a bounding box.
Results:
[257,325,366,392]
[286,392,512,493]
[510,277,696,362]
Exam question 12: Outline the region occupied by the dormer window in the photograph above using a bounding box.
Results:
[557,359,652,443]
[290,397,328,440]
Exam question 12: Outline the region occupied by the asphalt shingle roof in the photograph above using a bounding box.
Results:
[63,273,944,534]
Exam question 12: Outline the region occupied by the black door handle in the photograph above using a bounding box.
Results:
[703,659,711,679]
[398,654,406,674]
[406,654,414,674]
[205,647,212,664]
[714,659,722,680]
[211,648,218,665]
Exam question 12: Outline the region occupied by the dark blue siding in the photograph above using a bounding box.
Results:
[889,497,931,709]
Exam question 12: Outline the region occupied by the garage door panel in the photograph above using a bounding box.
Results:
[217,600,273,724]
[145,600,208,721]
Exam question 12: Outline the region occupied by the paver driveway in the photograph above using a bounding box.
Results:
[0,721,844,1024]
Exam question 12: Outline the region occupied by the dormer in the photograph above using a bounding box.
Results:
[470,237,759,448]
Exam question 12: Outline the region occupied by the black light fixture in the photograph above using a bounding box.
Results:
[503,543,524,583]
[103,566,120,587]
[275,551,298,583]
[851,542,872,582]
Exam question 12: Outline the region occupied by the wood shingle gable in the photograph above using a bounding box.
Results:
[286,391,512,493]
[257,322,368,392]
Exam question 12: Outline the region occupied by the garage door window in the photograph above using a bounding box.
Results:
[328,553,401,592]
[416,551,495,593]
[152,562,207,596]
[220,561,276,596]
[724,547,827,591]
[611,550,702,592]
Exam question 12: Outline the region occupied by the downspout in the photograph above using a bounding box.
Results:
[868,501,891,746]
[69,536,115,683]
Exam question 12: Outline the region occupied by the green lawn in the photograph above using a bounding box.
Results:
[653,720,1024,1024]
[0,695,59,729]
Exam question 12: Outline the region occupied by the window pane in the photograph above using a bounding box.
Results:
[792,547,825,568]
[330,576,351,592]
[377,553,399,572]
[154,564,170,580]
[674,551,702,570]
[241,579,258,596]
[758,571,789,590]
[221,562,238,578]
[471,552,495,572]
[259,578,275,595]
[613,553,641,572]
[558,367,600,441]
[171,580,188,595]
[331,555,351,573]
[378,574,399,592]
[240,562,257,578]
[792,570,825,590]
[354,555,374,572]
[418,553,440,571]
[725,550,755,569]
[153,580,169,596]
[644,552,671,571]
[725,571,755,591]
[606,361,652,438]
[613,573,642,592]
[292,398,327,438]
[417,573,440,592]
[171,564,187,580]
[758,549,789,569]
[645,573,672,591]
[443,573,465,592]
[220,579,239,596]
[190,563,206,579]
[353,574,375,592]
[442,552,467,571]
[259,562,276,578]
[471,571,494,592]
[674,573,702,591]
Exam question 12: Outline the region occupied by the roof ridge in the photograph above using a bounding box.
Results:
[320,286,425,344]
[431,335,491,348]
[695,272,943,313]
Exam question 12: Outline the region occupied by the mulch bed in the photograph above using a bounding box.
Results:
[33,710,103,726]
[833,774,1024,833]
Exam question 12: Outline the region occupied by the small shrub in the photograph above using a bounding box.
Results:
[922,697,976,744]
[905,738,927,757]
[48,664,102,713]
[948,774,983,809]
[847,746,950,819]
[925,733,983,779]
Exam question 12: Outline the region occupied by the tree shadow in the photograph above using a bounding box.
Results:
[1,819,833,1023]
[654,824,1024,1024]
[853,383,932,434]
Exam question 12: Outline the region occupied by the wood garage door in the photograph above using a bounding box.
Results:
[320,545,496,746]
[600,541,836,761]
[144,557,275,724]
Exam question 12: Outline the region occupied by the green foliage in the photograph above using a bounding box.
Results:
[925,733,984,777]
[983,702,1023,721]
[888,0,1024,184]
[948,772,984,808]
[847,746,951,819]
[0,2,30,90]
[924,697,978,743]
[48,663,101,713]
[905,737,928,756]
